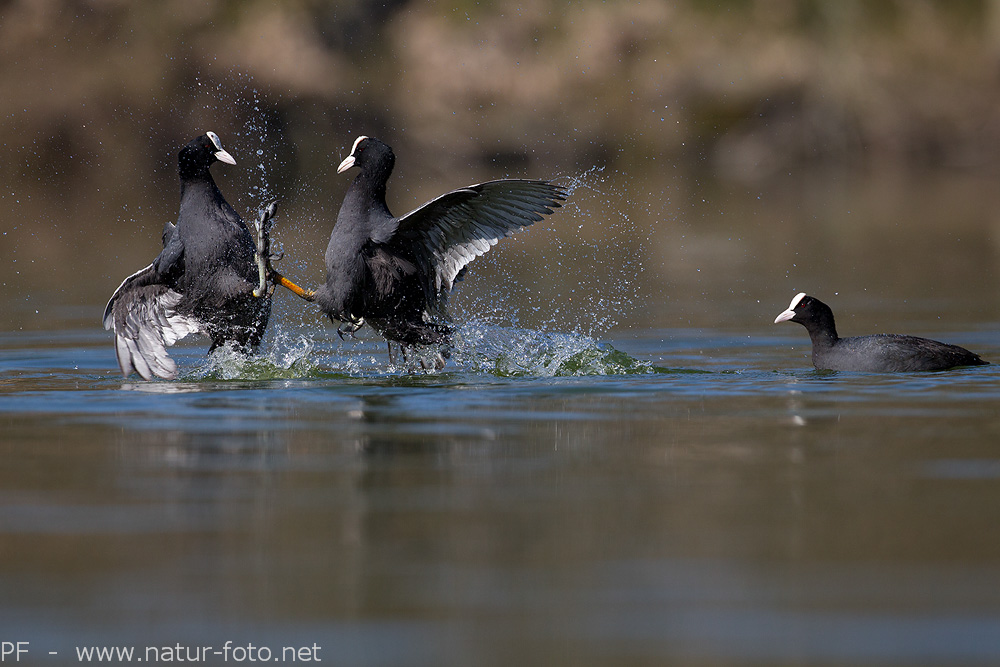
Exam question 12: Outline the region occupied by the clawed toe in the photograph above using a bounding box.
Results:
[252,201,279,298]
[337,317,365,340]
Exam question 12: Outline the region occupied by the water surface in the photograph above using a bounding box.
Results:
[4,170,1000,665]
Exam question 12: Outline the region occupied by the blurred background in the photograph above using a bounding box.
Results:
[4,0,1000,337]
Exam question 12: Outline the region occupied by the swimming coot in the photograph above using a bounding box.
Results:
[774,292,988,372]
[272,136,566,363]
[103,132,272,380]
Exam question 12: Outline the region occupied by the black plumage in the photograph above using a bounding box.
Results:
[312,135,566,351]
[774,293,988,372]
[103,132,271,380]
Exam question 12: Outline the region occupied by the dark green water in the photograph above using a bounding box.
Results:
[4,169,1000,665]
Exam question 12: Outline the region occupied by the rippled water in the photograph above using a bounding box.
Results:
[3,306,1000,665]
[5,163,1000,664]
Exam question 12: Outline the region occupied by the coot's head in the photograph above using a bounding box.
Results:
[774,292,838,334]
[337,135,395,178]
[178,131,236,179]
[775,292,812,324]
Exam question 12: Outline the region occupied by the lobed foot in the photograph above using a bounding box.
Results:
[253,201,280,298]
[337,316,365,340]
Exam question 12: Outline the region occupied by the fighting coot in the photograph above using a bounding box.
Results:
[103,132,272,380]
[271,136,566,364]
[774,292,988,372]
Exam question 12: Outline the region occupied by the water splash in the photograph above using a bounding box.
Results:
[549,165,651,336]
[451,322,656,377]
[156,319,678,381]
[152,79,661,381]
[192,331,315,381]
[453,164,650,339]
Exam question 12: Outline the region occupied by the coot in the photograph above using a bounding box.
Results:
[274,136,566,362]
[103,132,272,380]
[774,292,988,372]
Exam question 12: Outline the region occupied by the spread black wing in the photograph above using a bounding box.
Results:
[393,179,566,306]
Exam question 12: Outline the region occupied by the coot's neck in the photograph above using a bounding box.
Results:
[800,307,840,349]
[178,170,234,230]
[179,167,221,199]
[346,166,392,218]
[178,154,217,183]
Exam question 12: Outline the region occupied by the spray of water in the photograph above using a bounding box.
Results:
[435,164,659,376]
[162,76,661,380]
[449,322,655,377]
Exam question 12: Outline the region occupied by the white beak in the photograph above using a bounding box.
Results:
[206,131,235,165]
[774,292,807,324]
[774,308,796,324]
[337,155,355,174]
[214,149,236,165]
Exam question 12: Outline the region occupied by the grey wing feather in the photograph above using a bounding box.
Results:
[104,264,204,380]
[103,263,157,328]
[162,220,176,247]
[395,179,566,298]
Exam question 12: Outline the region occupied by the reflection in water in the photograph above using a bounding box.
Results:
[2,340,1000,663]
[3,168,1000,663]
[120,381,212,394]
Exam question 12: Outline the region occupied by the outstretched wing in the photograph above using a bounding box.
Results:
[103,264,204,380]
[393,179,566,301]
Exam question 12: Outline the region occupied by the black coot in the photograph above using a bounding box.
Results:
[287,135,566,360]
[774,292,988,372]
[103,132,272,380]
